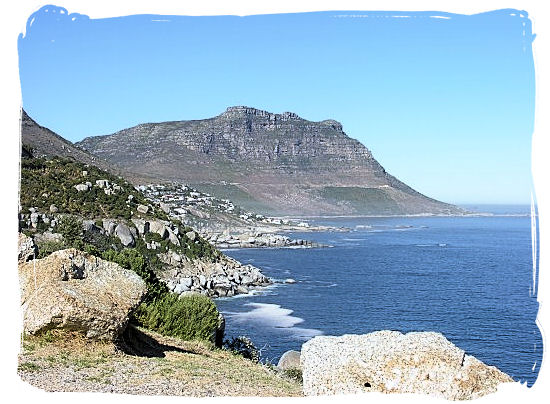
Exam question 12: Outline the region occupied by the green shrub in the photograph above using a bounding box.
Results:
[283,368,303,382]
[56,215,83,246]
[224,336,260,362]
[36,240,66,259]
[133,293,220,343]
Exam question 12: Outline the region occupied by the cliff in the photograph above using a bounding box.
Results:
[77,106,463,216]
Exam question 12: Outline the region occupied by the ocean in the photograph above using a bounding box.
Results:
[214,205,542,386]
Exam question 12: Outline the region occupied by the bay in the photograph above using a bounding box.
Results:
[215,206,542,386]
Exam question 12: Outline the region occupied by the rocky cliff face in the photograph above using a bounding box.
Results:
[77,106,462,215]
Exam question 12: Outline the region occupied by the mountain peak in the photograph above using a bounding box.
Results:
[221,106,301,121]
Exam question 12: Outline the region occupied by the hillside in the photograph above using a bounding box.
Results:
[77,106,463,216]
[21,110,154,184]
[18,326,302,396]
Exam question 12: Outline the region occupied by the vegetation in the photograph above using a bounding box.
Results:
[224,336,260,362]
[133,293,220,342]
[318,186,401,214]
[20,154,167,221]
[18,328,303,396]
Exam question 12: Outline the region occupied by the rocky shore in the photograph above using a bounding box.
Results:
[203,231,324,249]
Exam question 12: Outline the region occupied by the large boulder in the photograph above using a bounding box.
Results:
[115,223,135,247]
[301,331,514,400]
[19,248,146,340]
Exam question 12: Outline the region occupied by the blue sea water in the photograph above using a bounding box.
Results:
[215,205,542,386]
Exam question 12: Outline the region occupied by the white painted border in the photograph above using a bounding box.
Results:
[1,1,547,403]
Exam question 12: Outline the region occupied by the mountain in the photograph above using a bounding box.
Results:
[76,106,463,216]
[20,109,154,184]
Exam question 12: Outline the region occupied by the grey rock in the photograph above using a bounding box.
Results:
[131,218,150,235]
[82,220,102,234]
[301,331,514,400]
[186,231,197,241]
[167,227,180,246]
[74,183,89,192]
[49,204,58,213]
[149,220,168,239]
[278,350,301,370]
[102,219,117,236]
[137,204,149,214]
[95,179,109,188]
[199,275,207,288]
[30,212,39,224]
[115,223,135,247]
[159,202,171,214]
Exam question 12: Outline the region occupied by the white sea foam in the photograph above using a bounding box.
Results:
[223,303,323,339]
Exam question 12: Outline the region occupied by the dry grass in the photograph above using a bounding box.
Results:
[18,328,302,397]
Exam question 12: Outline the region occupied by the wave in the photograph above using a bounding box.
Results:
[222,303,323,339]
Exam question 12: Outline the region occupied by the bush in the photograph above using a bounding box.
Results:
[36,240,66,259]
[283,368,303,382]
[56,215,83,247]
[133,293,220,343]
[224,336,260,362]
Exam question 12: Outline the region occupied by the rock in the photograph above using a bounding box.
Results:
[159,202,171,214]
[300,331,514,400]
[173,277,193,294]
[74,183,89,192]
[30,212,39,227]
[82,220,102,234]
[278,350,301,370]
[186,231,197,241]
[214,313,225,348]
[33,231,63,245]
[166,227,180,246]
[199,275,207,288]
[131,218,150,235]
[82,170,88,176]
[49,204,58,213]
[102,219,117,236]
[95,179,109,188]
[18,249,146,340]
[18,233,36,264]
[137,204,149,214]
[149,220,168,239]
[115,223,135,247]
[235,285,249,295]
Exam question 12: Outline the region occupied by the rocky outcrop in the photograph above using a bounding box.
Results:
[18,233,36,264]
[19,248,146,340]
[76,106,464,216]
[158,253,270,298]
[301,331,514,400]
[205,232,321,249]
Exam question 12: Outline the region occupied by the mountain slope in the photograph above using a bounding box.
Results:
[20,109,154,184]
[77,106,463,216]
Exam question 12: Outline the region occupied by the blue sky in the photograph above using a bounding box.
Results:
[18,6,535,205]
